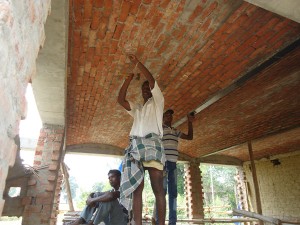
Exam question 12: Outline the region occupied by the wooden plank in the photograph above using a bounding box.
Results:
[248,141,263,219]
[61,163,75,211]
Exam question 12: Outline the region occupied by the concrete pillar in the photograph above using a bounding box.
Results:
[184,162,204,219]
[22,124,65,225]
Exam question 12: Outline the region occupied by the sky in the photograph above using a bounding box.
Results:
[19,84,122,192]
[19,85,42,139]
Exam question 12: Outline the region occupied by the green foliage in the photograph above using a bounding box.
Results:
[60,175,79,204]
[67,162,237,219]
[177,163,185,196]
[143,172,156,215]
[200,164,238,217]
[68,176,79,198]
[76,189,91,210]
[141,163,238,219]
[75,180,110,210]
[142,164,188,218]
[91,182,105,192]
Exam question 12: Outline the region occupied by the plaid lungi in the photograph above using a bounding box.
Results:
[120,133,166,211]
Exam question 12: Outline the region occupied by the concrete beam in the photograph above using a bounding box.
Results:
[244,0,300,23]
[66,144,124,157]
[33,0,68,126]
[179,152,242,166]
[199,155,242,166]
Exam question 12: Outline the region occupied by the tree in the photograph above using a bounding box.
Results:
[177,163,185,196]
[68,175,79,199]
[61,175,79,204]
[76,181,108,209]
[200,164,237,209]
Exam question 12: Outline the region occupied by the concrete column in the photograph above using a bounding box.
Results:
[22,124,65,225]
[184,162,204,219]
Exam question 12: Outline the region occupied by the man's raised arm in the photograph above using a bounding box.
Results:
[128,54,155,89]
[118,74,134,111]
[180,113,195,140]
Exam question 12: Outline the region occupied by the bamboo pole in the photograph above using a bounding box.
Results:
[233,209,281,225]
[143,214,258,224]
[247,141,263,222]
[61,162,75,211]
[176,218,259,223]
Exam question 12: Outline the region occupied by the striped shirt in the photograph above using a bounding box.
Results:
[163,125,181,162]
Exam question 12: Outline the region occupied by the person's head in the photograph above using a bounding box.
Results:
[163,109,174,126]
[108,169,121,188]
[141,81,152,102]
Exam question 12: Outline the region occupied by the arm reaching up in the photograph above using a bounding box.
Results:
[128,54,155,89]
[179,113,195,140]
[118,73,134,111]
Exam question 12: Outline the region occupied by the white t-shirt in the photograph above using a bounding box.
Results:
[127,81,164,137]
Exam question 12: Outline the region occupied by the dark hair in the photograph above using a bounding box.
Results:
[108,169,121,177]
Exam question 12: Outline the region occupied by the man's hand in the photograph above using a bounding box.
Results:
[187,113,195,123]
[128,54,139,65]
[86,196,96,207]
[127,54,155,88]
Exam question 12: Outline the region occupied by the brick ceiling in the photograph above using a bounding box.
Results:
[66,0,300,163]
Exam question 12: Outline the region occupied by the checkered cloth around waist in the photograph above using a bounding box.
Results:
[120,133,166,211]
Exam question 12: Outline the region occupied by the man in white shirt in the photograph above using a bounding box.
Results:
[118,54,166,225]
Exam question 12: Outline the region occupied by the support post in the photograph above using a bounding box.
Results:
[61,163,74,211]
[247,141,263,225]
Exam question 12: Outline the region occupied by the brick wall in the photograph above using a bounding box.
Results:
[22,124,65,225]
[0,0,51,216]
[243,151,300,222]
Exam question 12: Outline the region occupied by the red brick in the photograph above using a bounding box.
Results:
[113,23,125,40]
[143,0,151,4]
[188,5,203,22]
[36,196,53,205]
[24,205,43,213]
[93,0,103,8]
[160,0,171,9]
[97,17,109,39]
[48,175,56,181]
[119,1,131,22]
[256,17,281,36]
[73,30,81,48]
[22,197,32,205]
[227,3,249,23]
[90,10,102,29]
[136,4,147,23]
[201,1,218,19]
[83,0,93,20]
[130,0,141,15]
[28,179,37,186]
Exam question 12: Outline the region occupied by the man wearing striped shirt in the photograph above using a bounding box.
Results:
[162,109,194,225]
